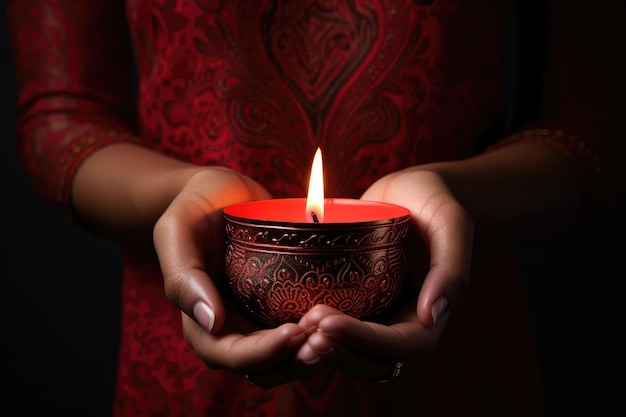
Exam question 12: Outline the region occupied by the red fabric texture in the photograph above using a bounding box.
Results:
[14,0,623,415]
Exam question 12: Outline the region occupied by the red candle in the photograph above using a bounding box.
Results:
[224,147,410,223]
[223,197,410,224]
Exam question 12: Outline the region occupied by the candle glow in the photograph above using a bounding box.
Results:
[305,147,325,223]
[222,150,412,324]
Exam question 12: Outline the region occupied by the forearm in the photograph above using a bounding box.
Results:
[439,0,626,243]
[72,143,204,244]
[423,140,583,242]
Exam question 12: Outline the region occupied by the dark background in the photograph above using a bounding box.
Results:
[1,3,624,416]
[1,4,122,415]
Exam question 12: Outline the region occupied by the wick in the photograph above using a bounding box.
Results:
[310,211,320,223]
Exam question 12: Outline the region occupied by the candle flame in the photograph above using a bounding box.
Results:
[306,147,325,223]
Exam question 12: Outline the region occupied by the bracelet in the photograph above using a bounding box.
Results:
[488,128,601,175]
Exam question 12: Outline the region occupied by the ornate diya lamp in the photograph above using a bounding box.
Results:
[223,149,411,326]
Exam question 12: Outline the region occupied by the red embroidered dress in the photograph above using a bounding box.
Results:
[8,1,623,416]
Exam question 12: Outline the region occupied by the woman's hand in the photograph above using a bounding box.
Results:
[182,300,312,388]
[362,167,474,328]
[296,302,435,382]
[296,167,474,381]
[153,166,312,387]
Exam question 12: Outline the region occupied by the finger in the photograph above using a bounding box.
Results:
[297,303,344,332]
[183,314,307,373]
[318,314,444,358]
[299,304,445,359]
[154,202,227,333]
[301,331,400,382]
[416,200,473,327]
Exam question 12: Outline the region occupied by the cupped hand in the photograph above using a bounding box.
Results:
[362,167,474,327]
[153,166,311,387]
[182,299,313,388]
[296,302,439,382]
[296,167,474,381]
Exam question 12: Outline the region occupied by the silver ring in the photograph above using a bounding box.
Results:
[378,361,403,382]
[245,374,256,386]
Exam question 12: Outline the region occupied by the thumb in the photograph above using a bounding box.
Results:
[154,206,227,333]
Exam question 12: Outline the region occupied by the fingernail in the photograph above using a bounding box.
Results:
[431,297,448,324]
[297,343,320,366]
[305,325,317,335]
[193,302,215,333]
[303,356,322,366]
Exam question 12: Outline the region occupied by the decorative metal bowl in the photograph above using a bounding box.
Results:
[223,198,410,326]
